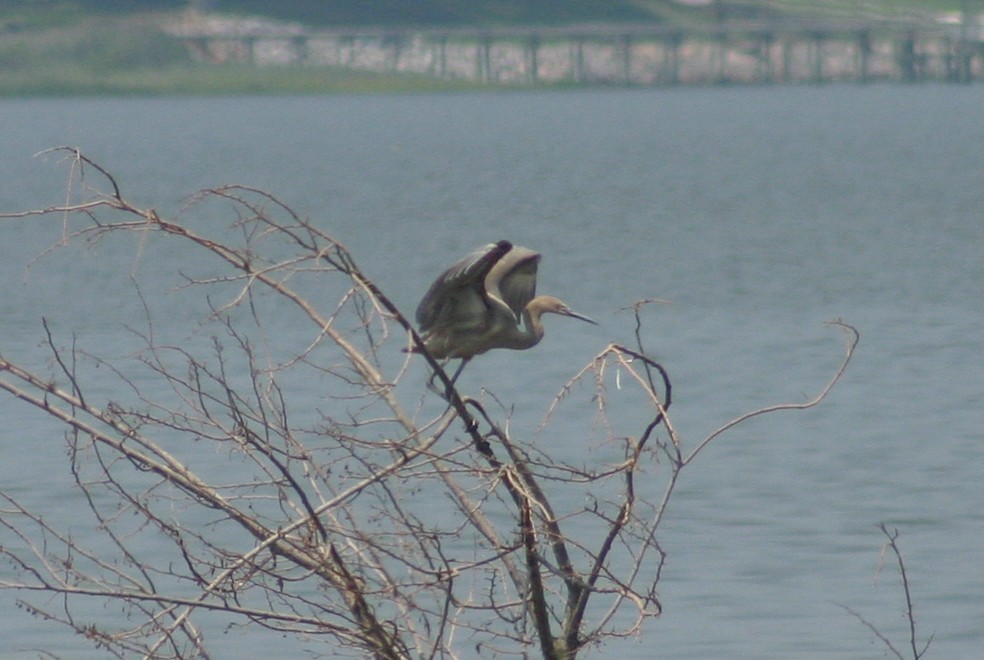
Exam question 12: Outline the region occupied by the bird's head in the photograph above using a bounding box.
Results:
[533,295,597,325]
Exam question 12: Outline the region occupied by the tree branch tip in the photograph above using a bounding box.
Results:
[824,318,860,339]
[617,298,672,314]
[33,145,79,160]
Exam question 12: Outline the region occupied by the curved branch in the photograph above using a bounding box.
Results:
[684,320,859,466]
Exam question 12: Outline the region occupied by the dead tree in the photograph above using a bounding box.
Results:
[0,148,857,658]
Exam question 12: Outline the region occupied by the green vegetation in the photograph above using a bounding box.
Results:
[0,1,972,29]
[212,0,659,26]
[213,1,971,25]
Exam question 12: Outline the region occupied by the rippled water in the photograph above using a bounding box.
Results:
[1,85,982,657]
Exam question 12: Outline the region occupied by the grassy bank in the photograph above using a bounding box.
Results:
[0,60,484,97]
[0,66,482,97]
[0,14,486,96]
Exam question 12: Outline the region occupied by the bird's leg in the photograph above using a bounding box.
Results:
[448,359,468,387]
[440,359,471,401]
[426,359,448,392]
[427,358,469,400]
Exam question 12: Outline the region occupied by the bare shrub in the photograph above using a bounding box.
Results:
[0,148,857,658]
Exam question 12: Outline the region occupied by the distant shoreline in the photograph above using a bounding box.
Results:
[1,8,981,97]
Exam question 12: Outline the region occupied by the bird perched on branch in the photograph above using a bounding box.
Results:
[410,240,596,383]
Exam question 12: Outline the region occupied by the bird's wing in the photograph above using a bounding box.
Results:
[487,245,540,321]
[415,240,512,332]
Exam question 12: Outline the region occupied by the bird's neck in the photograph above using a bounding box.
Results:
[514,307,545,348]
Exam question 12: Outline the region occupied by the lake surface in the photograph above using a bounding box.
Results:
[1,85,982,658]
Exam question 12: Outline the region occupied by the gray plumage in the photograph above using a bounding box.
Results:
[413,240,595,361]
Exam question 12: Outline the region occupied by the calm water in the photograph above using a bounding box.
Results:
[1,85,982,658]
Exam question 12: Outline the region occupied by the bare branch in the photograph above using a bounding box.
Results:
[835,524,933,660]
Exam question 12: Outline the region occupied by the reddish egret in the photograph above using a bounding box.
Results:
[410,240,596,382]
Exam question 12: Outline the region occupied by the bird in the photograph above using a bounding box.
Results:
[410,240,596,384]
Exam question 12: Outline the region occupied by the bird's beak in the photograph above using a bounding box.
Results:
[565,309,598,325]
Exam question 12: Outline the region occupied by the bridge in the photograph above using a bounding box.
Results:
[167,17,984,85]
